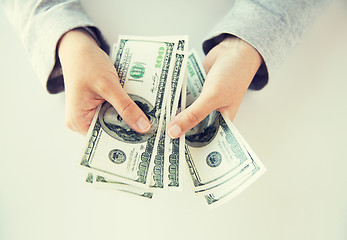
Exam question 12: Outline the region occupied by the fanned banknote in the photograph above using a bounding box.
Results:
[165,77,187,190]
[80,37,265,206]
[164,39,188,190]
[85,173,153,199]
[149,37,188,190]
[203,136,266,207]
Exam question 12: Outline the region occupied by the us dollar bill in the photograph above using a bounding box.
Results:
[149,37,188,190]
[164,38,188,190]
[185,50,266,202]
[149,103,167,189]
[81,36,178,188]
[85,173,153,199]
[165,78,187,190]
[203,135,266,207]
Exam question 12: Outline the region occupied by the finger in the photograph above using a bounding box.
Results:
[167,92,217,139]
[98,80,151,133]
[202,49,218,74]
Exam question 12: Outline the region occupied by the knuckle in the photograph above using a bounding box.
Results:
[186,111,200,125]
[120,100,138,118]
[95,77,111,95]
[201,92,221,110]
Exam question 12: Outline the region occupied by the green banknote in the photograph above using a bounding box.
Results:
[164,39,188,190]
[85,173,153,199]
[203,135,266,207]
[165,80,187,190]
[80,40,264,205]
[149,37,187,190]
[149,104,167,189]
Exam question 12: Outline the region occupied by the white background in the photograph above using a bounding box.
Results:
[0,0,346,239]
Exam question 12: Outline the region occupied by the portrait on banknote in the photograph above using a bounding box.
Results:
[185,110,220,148]
[99,95,158,143]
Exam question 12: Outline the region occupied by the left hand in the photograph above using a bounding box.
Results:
[58,29,151,135]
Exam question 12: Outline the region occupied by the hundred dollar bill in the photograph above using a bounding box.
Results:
[185,112,251,192]
[176,77,187,188]
[164,38,188,189]
[149,103,167,189]
[165,79,187,190]
[194,115,262,197]
[184,50,264,195]
[150,37,188,190]
[203,135,266,207]
[81,36,178,188]
[195,157,254,195]
[85,173,153,199]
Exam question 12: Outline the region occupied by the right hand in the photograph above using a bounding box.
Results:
[58,29,151,135]
[167,36,263,139]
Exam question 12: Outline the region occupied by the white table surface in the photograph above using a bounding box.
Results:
[1,1,346,240]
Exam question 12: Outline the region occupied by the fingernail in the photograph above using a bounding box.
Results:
[168,124,182,139]
[137,117,150,132]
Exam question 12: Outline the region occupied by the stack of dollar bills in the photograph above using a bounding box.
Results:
[81,35,266,207]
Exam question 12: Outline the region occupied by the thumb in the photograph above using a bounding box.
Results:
[99,81,151,134]
[167,93,216,139]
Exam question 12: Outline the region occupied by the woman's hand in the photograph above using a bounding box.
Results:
[167,36,263,138]
[58,29,151,135]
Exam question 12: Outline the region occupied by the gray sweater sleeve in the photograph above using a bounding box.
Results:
[1,0,110,93]
[203,0,329,90]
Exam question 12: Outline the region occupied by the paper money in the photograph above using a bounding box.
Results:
[165,38,188,190]
[149,37,188,190]
[165,78,187,190]
[149,105,167,189]
[203,138,266,207]
[85,173,153,199]
[80,36,265,206]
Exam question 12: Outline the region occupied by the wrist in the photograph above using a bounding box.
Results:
[220,36,263,73]
[58,28,99,61]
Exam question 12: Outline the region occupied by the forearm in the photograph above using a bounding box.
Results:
[1,0,109,93]
[58,29,99,72]
[206,36,263,80]
[203,0,330,90]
